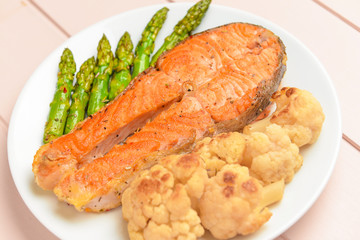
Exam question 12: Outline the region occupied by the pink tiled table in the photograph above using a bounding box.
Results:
[1,0,359,239]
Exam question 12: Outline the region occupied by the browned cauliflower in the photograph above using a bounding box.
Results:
[121,87,325,240]
[193,132,246,177]
[245,87,325,147]
[192,124,302,185]
[245,124,303,184]
[122,153,207,240]
[160,154,209,211]
[199,164,284,239]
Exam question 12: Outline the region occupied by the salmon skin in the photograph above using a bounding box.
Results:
[33,23,287,211]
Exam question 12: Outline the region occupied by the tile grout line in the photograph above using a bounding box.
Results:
[27,0,71,37]
[342,133,360,152]
[277,235,291,240]
[313,0,360,33]
[0,116,8,129]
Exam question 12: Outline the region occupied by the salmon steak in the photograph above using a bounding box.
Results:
[33,23,287,211]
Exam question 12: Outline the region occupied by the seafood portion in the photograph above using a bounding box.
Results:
[33,69,183,190]
[54,96,214,211]
[33,23,287,211]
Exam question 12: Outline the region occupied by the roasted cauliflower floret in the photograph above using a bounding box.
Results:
[193,132,246,176]
[245,124,303,184]
[192,123,303,185]
[271,87,325,146]
[121,87,325,239]
[199,164,284,239]
[160,153,209,210]
[245,87,325,147]
[122,153,207,240]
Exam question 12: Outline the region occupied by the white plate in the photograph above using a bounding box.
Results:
[7,3,341,240]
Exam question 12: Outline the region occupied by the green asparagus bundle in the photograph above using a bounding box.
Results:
[150,0,211,66]
[132,7,169,79]
[64,57,96,134]
[109,32,134,101]
[87,34,114,115]
[43,48,76,143]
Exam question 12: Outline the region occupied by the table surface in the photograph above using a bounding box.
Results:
[1,0,359,239]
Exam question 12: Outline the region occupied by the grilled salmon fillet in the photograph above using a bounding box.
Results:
[54,96,214,211]
[33,23,286,211]
[33,69,184,190]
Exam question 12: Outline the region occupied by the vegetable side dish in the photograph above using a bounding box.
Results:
[121,87,325,240]
[42,0,211,143]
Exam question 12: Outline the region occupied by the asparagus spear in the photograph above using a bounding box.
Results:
[109,32,134,101]
[64,56,96,134]
[150,0,211,66]
[132,7,169,79]
[43,48,76,143]
[87,34,114,115]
